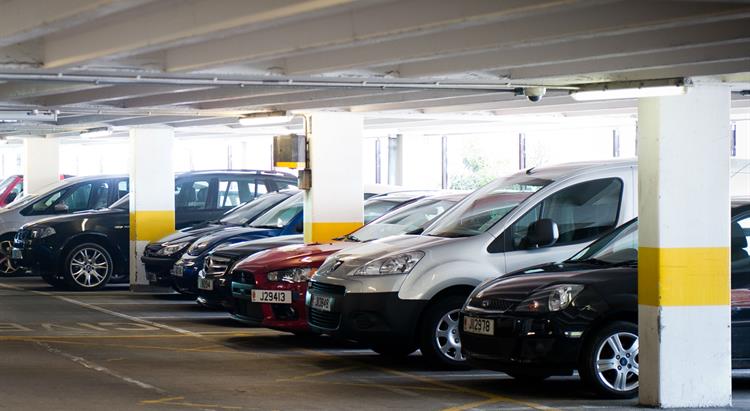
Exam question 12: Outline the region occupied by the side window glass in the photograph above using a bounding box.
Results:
[256,181,268,197]
[506,178,622,250]
[60,183,93,212]
[90,182,110,209]
[116,180,129,200]
[238,178,257,203]
[175,180,211,210]
[32,190,64,212]
[218,180,240,208]
[732,216,750,291]
[542,178,622,245]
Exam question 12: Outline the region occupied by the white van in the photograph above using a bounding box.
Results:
[306,160,637,367]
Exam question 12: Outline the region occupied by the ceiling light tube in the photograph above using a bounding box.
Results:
[80,127,113,138]
[571,85,688,101]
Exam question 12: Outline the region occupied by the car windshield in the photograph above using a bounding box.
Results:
[345,197,459,242]
[569,219,638,265]
[249,192,303,229]
[363,198,407,224]
[423,175,551,238]
[220,191,291,226]
[0,176,15,193]
[109,195,129,211]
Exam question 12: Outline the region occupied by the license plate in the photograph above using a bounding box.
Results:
[172,265,184,277]
[463,316,494,336]
[251,290,292,304]
[310,294,334,312]
[197,277,214,290]
[11,248,22,259]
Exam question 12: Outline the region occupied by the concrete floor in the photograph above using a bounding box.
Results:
[1,276,749,411]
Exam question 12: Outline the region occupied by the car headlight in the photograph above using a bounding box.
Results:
[155,241,191,256]
[188,240,211,256]
[352,251,424,276]
[28,226,56,239]
[515,284,584,313]
[267,267,316,283]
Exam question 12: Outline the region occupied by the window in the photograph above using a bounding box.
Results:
[219,181,240,208]
[175,180,211,209]
[60,183,93,212]
[507,178,623,250]
[32,190,63,212]
[90,182,110,209]
[116,179,129,200]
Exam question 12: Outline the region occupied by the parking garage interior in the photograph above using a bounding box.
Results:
[2,1,750,410]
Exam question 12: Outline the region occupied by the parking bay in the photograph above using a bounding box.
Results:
[2,275,749,411]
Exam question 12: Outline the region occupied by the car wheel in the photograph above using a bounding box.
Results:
[371,343,417,358]
[579,321,639,399]
[419,295,469,369]
[63,243,113,291]
[0,239,18,275]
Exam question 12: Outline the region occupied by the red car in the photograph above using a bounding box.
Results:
[0,174,71,207]
[230,193,464,332]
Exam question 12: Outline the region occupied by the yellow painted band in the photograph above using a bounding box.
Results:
[129,211,175,242]
[304,221,363,244]
[638,247,729,307]
[275,161,305,169]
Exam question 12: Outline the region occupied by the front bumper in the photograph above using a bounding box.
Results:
[196,269,234,309]
[141,254,180,285]
[458,310,582,375]
[11,238,57,275]
[305,280,427,344]
[169,257,202,294]
[231,275,309,332]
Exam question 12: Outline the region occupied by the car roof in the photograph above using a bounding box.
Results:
[175,169,296,178]
[523,158,636,181]
[366,190,439,202]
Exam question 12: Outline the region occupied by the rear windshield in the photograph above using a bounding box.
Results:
[249,192,303,229]
[423,175,551,238]
[349,197,459,242]
[220,191,291,225]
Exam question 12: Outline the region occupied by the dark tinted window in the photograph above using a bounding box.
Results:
[175,179,211,209]
[60,183,93,212]
[90,181,110,209]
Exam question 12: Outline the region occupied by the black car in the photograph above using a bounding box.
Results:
[141,189,298,284]
[460,202,750,398]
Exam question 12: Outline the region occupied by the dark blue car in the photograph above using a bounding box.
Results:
[171,191,304,293]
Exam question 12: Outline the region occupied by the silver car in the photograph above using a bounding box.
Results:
[307,160,637,367]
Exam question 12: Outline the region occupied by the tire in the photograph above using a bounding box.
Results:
[579,321,639,399]
[371,343,417,358]
[63,243,113,291]
[418,295,469,369]
[0,237,19,275]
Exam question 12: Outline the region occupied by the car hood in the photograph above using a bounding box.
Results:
[156,223,228,244]
[22,208,126,228]
[473,262,637,301]
[211,234,304,259]
[235,241,357,272]
[314,234,457,277]
[190,225,283,254]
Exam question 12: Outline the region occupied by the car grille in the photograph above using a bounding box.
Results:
[231,270,256,285]
[204,255,233,277]
[233,301,263,322]
[471,298,517,313]
[308,308,340,330]
[308,281,345,296]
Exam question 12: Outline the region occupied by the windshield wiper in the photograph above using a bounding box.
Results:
[343,234,361,242]
[250,224,283,229]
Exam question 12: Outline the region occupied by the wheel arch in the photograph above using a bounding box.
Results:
[60,234,125,274]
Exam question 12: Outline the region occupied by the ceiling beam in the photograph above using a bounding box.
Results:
[166,117,240,128]
[277,89,494,110]
[0,81,99,100]
[27,84,210,106]
[43,0,363,68]
[56,114,141,126]
[196,88,389,110]
[393,18,750,77]
[116,85,318,108]
[0,0,154,48]
[280,1,750,75]
[107,115,203,126]
[164,0,594,72]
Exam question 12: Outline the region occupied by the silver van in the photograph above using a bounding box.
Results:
[307,160,637,367]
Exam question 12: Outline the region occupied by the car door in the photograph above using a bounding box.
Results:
[174,176,215,228]
[502,177,625,274]
[731,213,750,363]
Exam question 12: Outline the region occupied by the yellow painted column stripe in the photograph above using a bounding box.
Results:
[275,161,305,169]
[304,221,363,244]
[638,247,730,307]
[130,211,175,242]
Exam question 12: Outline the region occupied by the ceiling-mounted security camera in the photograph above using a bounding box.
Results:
[523,87,547,103]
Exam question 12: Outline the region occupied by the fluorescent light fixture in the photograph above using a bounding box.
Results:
[571,84,688,101]
[239,111,293,126]
[80,127,112,138]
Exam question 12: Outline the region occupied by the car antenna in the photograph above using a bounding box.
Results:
[525,167,536,175]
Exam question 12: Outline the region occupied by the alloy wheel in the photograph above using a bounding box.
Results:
[0,240,18,275]
[594,331,639,392]
[434,308,465,362]
[69,247,109,288]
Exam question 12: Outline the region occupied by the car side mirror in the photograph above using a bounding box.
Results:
[53,203,69,213]
[525,219,559,248]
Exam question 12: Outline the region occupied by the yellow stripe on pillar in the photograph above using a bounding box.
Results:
[129,211,176,242]
[304,222,363,244]
[638,247,730,307]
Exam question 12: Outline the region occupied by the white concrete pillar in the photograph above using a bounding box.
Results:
[304,113,363,243]
[23,137,59,195]
[388,134,404,185]
[638,85,732,407]
[129,127,175,291]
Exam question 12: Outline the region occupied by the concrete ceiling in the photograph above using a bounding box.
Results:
[0,0,749,138]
